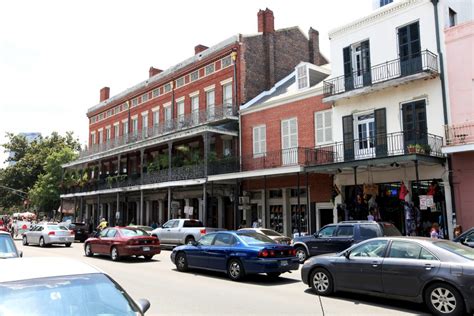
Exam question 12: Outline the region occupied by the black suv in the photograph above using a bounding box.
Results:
[292,221,401,263]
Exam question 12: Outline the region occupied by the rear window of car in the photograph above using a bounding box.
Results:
[47,226,68,231]
[433,241,474,260]
[183,220,204,228]
[336,225,354,237]
[0,235,18,258]
[380,223,402,236]
[359,224,379,239]
[260,229,281,237]
[237,232,274,245]
[120,229,148,237]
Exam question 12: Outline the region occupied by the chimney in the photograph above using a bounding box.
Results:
[149,67,163,78]
[257,8,275,34]
[194,44,209,55]
[100,87,110,102]
[308,27,322,66]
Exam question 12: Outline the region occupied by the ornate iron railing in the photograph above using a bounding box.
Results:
[323,50,438,97]
[308,130,443,166]
[444,121,474,146]
[80,103,235,158]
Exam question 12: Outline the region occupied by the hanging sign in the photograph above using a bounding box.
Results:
[419,195,434,210]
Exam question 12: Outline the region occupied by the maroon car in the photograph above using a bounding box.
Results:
[84,227,160,261]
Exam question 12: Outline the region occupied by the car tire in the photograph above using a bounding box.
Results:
[185,236,195,245]
[22,236,28,246]
[227,259,245,281]
[267,272,281,279]
[65,243,71,247]
[39,237,46,248]
[424,282,465,316]
[295,246,308,263]
[175,252,188,272]
[110,246,120,262]
[143,255,153,261]
[310,268,334,296]
[84,243,93,257]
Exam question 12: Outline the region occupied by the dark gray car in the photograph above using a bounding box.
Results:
[301,237,474,316]
[453,227,474,248]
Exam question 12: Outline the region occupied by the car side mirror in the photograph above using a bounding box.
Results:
[343,250,350,259]
[136,298,151,314]
[19,250,23,258]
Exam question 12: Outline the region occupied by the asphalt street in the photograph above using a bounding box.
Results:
[14,239,430,316]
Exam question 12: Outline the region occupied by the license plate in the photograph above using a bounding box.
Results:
[143,247,150,251]
[60,238,65,241]
[280,260,288,266]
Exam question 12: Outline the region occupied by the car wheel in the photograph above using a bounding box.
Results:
[65,243,71,247]
[310,268,333,296]
[185,236,195,245]
[143,255,153,261]
[84,243,93,257]
[267,272,281,279]
[175,252,188,272]
[22,236,28,246]
[295,246,308,263]
[425,283,465,316]
[39,237,46,248]
[227,259,245,281]
[110,246,120,261]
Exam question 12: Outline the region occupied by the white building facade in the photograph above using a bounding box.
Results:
[310,0,469,238]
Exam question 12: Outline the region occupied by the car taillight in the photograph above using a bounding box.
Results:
[154,237,160,244]
[69,230,75,235]
[200,229,206,235]
[127,239,139,245]
[258,250,269,258]
[48,231,55,236]
[290,249,297,256]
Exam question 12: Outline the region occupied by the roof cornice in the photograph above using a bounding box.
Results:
[328,0,427,39]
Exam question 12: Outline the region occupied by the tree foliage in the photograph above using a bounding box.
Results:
[0,132,80,212]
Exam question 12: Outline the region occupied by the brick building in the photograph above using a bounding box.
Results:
[61,9,327,230]
[209,62,333,236]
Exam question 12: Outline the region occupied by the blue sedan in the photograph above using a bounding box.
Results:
[170,231,299,281]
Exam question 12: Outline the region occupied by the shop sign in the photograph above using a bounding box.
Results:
[184,206,194,215]
[419,195,434,210]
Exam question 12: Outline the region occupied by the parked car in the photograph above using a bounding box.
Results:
[171,231,299,281]
[0,231,22,258]
[22,223,75,247]
[292,220,401,263]
[453,227,474,248]
[84,226,160,261]
[0,257,151,315]
[301,237,474,316]
[238,228,292,245]
[128,225,153,235]
[60,222,91,242]
[151,219,222,247]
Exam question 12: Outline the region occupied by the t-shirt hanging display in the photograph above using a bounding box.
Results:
[419,195,434,210]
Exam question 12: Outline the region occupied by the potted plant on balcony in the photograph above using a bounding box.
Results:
[423,144,431,155]
[106,175,115,189]
[407,144,425,154]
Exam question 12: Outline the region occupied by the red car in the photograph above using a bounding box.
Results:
[84,226,160,261]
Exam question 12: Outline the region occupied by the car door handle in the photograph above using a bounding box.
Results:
[425,264,433,271]
[372,261,379,268]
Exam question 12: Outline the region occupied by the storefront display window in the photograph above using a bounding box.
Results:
[291,205,307,235]
[269,205,283,233]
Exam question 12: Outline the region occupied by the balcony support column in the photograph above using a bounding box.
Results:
[80,196,83,222]
[168,142,173,180]
[116,192,120,226]
[117,154,121,174]
[140,148,145,185]
[140,189,144,225]
[353,166,358,186]
[167,188,172,220]
[262,176,267,227]
[297,172,301,236]
[217,196,224,228]
[203,133,209,176]
[97,194,101,226]
[234,181,240,230]
[306,172,310,233]
[202,183,207,226]
[158,199,164,224]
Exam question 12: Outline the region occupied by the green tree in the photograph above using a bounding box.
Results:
[29,147,77,213]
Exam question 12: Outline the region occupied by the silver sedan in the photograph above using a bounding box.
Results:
[238,228,292,245]
[22,223,75,247]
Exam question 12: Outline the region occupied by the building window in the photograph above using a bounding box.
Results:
[206,90,215,119]
[91,133,96,145]
[223,139,232,157]
[190,70,199,82]
[354,112,375,159]
[379,0,393,7]
[98,130,103,145]
[114,124,120,139]
[132,98,138,107]
[205,63,215,76]
[296,65,309,89]
[191,95,199,124]
[315,110,332,145]
[281,118,298,165]
[164,83,172,93]
[123,121,129,135]
[222,83,232,106]
[177,100,185,124]
[153,110,159,127]
[221,55,232,68]
[152,88,160,98]
[449,8,457,27]
[176,77,185,88]
[106,127,111,141]
[106,109,112,117]
[98,113,104,121]
[132,118,138,136]
[142,114,148,137]
[253,125,266,158]
[142,93,149,103]
[122,102,129,111]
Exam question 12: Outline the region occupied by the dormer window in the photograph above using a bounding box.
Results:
[296,64,309,90]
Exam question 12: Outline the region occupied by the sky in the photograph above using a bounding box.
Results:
[0,0,373,167]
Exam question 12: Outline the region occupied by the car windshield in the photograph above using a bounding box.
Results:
[0,273,139,315]
[47,226,68,231]
[381,223,402,236]
[121,228,148,237]
[183,220,204,228]
[0,235,18,258]
[433,241,474,260]
[237,232,275,245]
[260,229,282,237]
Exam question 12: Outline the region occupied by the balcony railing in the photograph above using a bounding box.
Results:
[309,130,443,166]
[323,50,438,97]
[80,103,235,159]
[445,122,474,146]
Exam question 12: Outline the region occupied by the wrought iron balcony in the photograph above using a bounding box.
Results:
[308,130,443,166]
[80,103,236,158]
[444,121,474,146]
[323,50,438,97]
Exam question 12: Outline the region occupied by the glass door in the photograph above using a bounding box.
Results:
[355,113,375,159]
[398,22,421,76]
[402,100,427,152]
